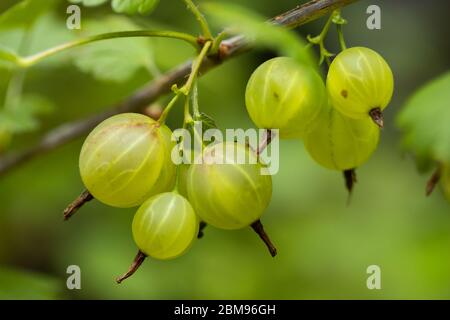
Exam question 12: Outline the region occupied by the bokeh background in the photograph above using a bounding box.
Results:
[0,0,449,299]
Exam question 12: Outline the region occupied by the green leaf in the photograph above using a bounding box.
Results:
[0,46,20,65]
[0,266,62,300]
[70,0,159,15]
[397,71,450,166]
[72,16,155,82]
[0,94,54,133]
[0,0,57,30]
[69,0,109,7]
[111,0,159,15]
[203,2,313,66]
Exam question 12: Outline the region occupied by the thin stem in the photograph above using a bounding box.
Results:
[182,0,213,39]
[191,81,201,118]
[158,41,211,124]
[157,92,182,124]
[308,12,335,66]
[181,41,212,95]
[183,94,193,124]
[116,251,147,284]
[211,30,228,54]
[18,30,199,68]
[319,13,334,40]
[336,24,347,51]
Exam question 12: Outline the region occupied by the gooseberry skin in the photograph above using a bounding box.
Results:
[186,142,272,230]
[326,47,394,119]
[79,113,174,208]
[245,57,327,139]
[304,102,380,171]
[144,124,177,197]
[132,192,198,260]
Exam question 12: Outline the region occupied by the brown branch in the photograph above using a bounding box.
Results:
[0,0,358,176]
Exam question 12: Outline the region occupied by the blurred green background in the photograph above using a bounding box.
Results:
[0,0,449,299]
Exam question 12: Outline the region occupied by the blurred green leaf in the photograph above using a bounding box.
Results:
[397,71,450,166]
[0,46,19,65]
[0,94,54,133]
[111,0,159,15]
[0,266,62,300]
[0,0,57,30]
[70,0,159,15]
[69,0,109,6]
[203,2,313,66]
[72,16,155,82]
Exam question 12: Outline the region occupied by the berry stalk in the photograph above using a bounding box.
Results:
[251,220,277,257]
[116,251,147,284]
[63,190,93,221]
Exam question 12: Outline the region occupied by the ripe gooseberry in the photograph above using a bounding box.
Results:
[117,192,198,283]
[186,141,276,256]
[326,47,394,128]
[79,113,175,208]
[245,57,327,139]
[304,102,380,171]
[304,101,380,194]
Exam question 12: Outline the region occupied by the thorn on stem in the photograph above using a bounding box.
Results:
[197,221,207,239]
[369,107,384,128]
[116,251,147,284]
[426,167,441,196]
[63,190,93,221]
[251,220,277,257]
[343,169,357,205]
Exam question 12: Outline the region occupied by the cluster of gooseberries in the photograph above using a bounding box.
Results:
[246,46,393,193]
[65,7,394,283]
[76,110,276,283]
